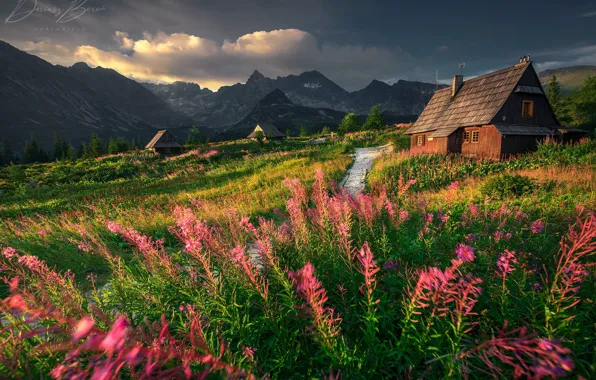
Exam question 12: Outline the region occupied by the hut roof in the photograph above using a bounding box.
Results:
[494,125,553,136]
[247,124,286,138]
[406,62,531,135]
[145,130,183,149]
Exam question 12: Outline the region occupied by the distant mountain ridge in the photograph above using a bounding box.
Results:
[0,40,193,152]
[142,70,445,127]
[538,65,596,95]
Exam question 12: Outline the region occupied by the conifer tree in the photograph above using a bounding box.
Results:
[53,135,65,161]
[88,134,104,158]
[108,137,119,155]
[363,105,385,130]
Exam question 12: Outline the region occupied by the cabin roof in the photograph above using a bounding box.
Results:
[494,124,553,136]
[145,130,183,149]
[406,62,532,135]
[247,124,286,138]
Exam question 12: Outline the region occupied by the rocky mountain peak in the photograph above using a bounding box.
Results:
[247,70,266,83]
[257,89,293,107]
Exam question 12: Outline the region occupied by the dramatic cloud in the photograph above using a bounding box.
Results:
[15,29,417,91]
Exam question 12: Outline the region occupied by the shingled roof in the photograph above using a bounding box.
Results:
[145,130,183,149]
[247,124,286,138]
[406,62,531,136]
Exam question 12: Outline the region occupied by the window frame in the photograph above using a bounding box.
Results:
[522,100,534,118]
[416,135,425,146]
[471,130,480,144]
[463,131,470,143]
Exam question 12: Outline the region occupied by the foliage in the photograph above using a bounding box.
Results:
[338,113,360,135]
[254,130,265,145]
[546,75,562,115]
[23,136,49,164]
[321,126,332,135]
[362,105,385,131]
[87,133,105,159]
[0,134,594,378]
[186,125,204,146]
[480,174,536,199]
[570,76,596,131]
[300,126,309,137]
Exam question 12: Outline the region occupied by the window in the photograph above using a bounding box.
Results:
[471,130,480,143]
[463,131,470,143]
[416,135,425,146]
[522,100,534,118]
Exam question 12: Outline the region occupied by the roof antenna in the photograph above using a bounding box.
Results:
[458,63,466,77]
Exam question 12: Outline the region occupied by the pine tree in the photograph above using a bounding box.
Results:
[2,139,15,165]
[53,135,65,161]
[117,137,129,153]
[65,144,76,160]
[88,134,104,158]
[363,105,385,131]
[108,137,119,155]
[299,126,309,137]
[23,136,40,164]
[186,125,202,145]
[77,142,87,159]
[338,113,360,134]
[286,128,291,138]
[546,75,561,113]
[321,126,331,135]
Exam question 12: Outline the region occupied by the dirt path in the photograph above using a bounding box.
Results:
[341,144,393,196]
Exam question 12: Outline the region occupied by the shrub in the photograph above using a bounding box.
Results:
[481,174,535,199]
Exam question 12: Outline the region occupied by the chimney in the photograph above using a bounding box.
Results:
[451,74,463,98]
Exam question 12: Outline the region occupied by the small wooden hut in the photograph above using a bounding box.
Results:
[145,130,183,154]
[247,124,286,141]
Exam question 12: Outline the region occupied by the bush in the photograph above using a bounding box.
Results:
[481,174,535,199]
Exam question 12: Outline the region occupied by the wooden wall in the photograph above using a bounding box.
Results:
[500,135,545,156]
[409,134,448,154]
[460,125,502,158]
[492,67,559,127]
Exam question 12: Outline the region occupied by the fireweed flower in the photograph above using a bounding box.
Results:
[449,181,459,191]
[465,234,476,243]
[2,247,18,259]
[357,243,380,299]
[531,220,544,234]
[459,322,574,378]
[288,262,341,351]
[455,244,475,263]
[38,229,49,237]
[72,316,95,342]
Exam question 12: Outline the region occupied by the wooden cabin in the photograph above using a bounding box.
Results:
[145,130,183,154]
[405,57,585,158]
[247,124,286,141]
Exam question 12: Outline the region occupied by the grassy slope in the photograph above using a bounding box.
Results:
[0,139,351,288]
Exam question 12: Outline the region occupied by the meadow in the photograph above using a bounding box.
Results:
[0,134,594,379]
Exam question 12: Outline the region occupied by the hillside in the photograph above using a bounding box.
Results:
[538,65,596,94]
[0,41,193,152]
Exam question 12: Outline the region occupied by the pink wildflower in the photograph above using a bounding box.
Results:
[531,220,544,234]
[465,233,476,243]
[2,247,18,259]
[357,243,380,299]
[449,181,459,190]
[100,316,129,353]
[242,346,257,360]
[106,221,122,233]
[78,241,93,253]
[38,229,49,237]
[455,244,475,263]
[288,262,341,350]
[496,250,517,289]
[72,316,95,342]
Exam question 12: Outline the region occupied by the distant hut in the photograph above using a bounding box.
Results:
[247,124,286,141]
[145,130,183,154]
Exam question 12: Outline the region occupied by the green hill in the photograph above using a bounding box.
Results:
[538,65,596,95]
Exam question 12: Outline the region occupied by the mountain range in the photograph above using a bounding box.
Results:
[538,65,596,95]
[2,38,594,153]
[143,70,443,127]
[0,40,192,152]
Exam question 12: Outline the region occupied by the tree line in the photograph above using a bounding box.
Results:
[546,75,596,131]
[0,134,144,166]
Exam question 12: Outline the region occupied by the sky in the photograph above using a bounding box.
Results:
[1,0,596,91]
